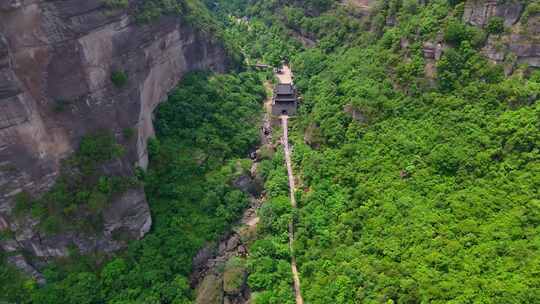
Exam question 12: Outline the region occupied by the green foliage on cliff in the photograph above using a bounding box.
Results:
[102,0,128,9]
[11,132,131,235]
[3,1,539,304]
[110,71,128,88]
[486,16,505,34]
[0,71,266,304]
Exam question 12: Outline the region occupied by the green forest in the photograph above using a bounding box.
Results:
[2,0,540,303]
[214,0,540,303]
[1,71,266,303]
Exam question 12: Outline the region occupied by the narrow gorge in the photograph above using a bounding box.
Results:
[1,0,539,303]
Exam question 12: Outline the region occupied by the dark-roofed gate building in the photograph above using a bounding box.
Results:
[272,83,298,116]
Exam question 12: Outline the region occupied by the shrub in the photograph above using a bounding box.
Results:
[136,0,183,23]
[30,203,47,219]
[447,0,464,6]
[53,99,71,113]
[77,133,124,165]
[522,2,540,24]
[402,0,419,14]
[102,0,128,9]
[486,17,504,34]
[111,71,128,88]
[469,26,487,48]
[444,20,471,45]
[529,69,540,82]
[40,216,63,234]
[0,230,14,241]
[13,192,32,217]
[122,128,135,140]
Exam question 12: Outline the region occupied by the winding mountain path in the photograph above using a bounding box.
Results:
[281,115,304,304]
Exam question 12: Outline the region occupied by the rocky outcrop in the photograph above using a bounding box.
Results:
[423,41,444,60]
[0,0,228,278]
[463,1,540,69]
[463,0,523,27]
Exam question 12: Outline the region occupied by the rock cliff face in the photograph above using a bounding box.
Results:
[463,0,523,27]
[0,0,227,277]
[463,0,540,69]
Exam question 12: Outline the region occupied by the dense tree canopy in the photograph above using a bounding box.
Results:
[2,0,539,303]
[0,71,266,303]
[215,0,540,303]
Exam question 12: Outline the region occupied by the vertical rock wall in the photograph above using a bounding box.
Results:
[0,0,228,277]
[463,0,539,69]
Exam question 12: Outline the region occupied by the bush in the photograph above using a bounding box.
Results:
[122,127,135,140]
[76,132,124,171]
[444,20,471,45]
[486,17,504,34]
[13,192,32,217]
[40,216,63,234]
[111,71,128,88]
[530,69,540,82]
[136,0,183,23]
[469,26,487,48]
[447,0,464,6]
[522,2,540,24]
[53,99,71,113]
[102,0,128,9]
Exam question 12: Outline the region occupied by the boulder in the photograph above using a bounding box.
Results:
[226,234,241,251]
[196,274,224,304]
[6,255,45,285]
[223,258,247,296]
[423,42,443,60]
[233,174,262,196]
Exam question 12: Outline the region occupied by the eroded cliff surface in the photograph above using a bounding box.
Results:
[463,0,539,69]
[0,0,227,277]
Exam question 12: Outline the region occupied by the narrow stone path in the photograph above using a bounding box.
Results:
[281,115,304,304]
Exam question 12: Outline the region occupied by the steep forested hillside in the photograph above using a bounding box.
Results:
[2,0,539,303]
[214,0,540,303]
[0,71,266,303]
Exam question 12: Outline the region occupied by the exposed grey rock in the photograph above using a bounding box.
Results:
[0,0,228,275]
[463,0,523,27]
[218,240,227,255]
[480,14,540,68]
[103,188,151,239]
[233,174,262,197]
[0,214,8,230]
[344,104,367,124]
[509,15,540,67]
[0,0,21,11]
[423,41,443,60]
[226,234,240,251]
[400,37,410,50]
[196,274,223,304]
[462,1,539,68]
[6,254,45,285]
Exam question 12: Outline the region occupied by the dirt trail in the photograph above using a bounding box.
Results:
[281,115,304,304]
[276,65,293,84]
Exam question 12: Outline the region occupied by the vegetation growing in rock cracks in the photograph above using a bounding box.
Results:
[0,71,266,303]
[2,0,540,303]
